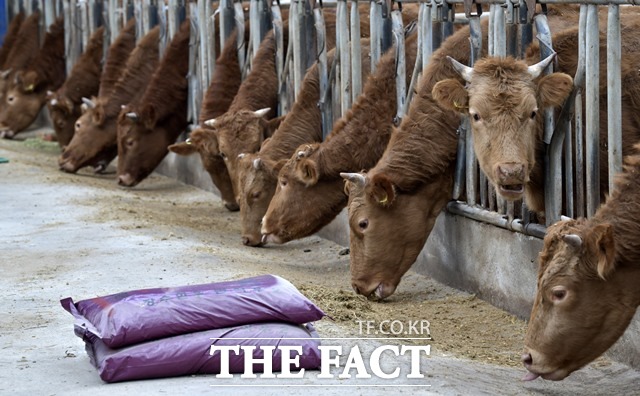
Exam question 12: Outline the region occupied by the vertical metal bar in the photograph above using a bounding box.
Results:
[564,111,574,219]
[337,0,350,116]
[574,5,587,219]
[350,0,362,101]
[234,1,246,75]
[369,0,381,73]
[44,0,55,28]
[432,0,442,51]
[273,4,285,114]
[441,1,454,40]
[291,0,303,98]
[493,3,505,58]
[189,3,200,124]
[80,0,90,51]
[197,0,209,90]
[392,10,405,124]
[488,4,494,56]
[585,4,600,218]
[142,0,151,34]
[219,0,234,48]
[607,4,622,193]
[462,17,482,205]
[421,1,433,70]
[102,0,109,60]
[167,0,178,40]
[380,0,392,54]
[315,7,331,141]
[135,0,143,40]
[158,1,167,53]
[205,0,215,80]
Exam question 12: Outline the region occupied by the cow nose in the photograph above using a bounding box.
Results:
[118,173,135,187]
[224,201,239,212]
[521,352,533,366]
[496,163,525,182]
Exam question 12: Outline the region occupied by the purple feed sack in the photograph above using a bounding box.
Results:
[85,322,321,383]
[61,275,325,348]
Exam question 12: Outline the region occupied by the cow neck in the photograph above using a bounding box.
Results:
[593,155,640,277]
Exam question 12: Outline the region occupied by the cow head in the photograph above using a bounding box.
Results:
[117,103,186,187]
[523,218,640,381]
[0,70,48,138]
[432,55,573,207]
[204,108,280,193]
[341,170,452,300]
[46,91,79,148]
[235,151,286,246]
[58,97,117,173]
[261,144,347,244]
[168,127,238,211]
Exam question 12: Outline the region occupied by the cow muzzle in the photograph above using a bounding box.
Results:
[494,162,526,199]
[351,280,397,300]
[242,234,264,247]
[521,348,568,381]
[0,127,15,139]
[117,173,136,187]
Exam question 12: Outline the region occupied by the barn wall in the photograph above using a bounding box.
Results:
[156,154,640,370]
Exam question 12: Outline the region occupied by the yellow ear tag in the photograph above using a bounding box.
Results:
[25,84,34,92]
[379,195,388,205]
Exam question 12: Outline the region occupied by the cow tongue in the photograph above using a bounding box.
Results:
[521,371,540,381]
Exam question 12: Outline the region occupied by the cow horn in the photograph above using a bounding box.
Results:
[253,158,262,170]
[563,234,583,249]
[50,98,58,106]
[81,97,96,109]
[528,53,556,79]
[340,172,366,188]
[560,215,572,222]
[126,112,139,122]
[204,118,216,127]
[237,153,245,159]
[253,108,270,118]
[447,56,473,82]
[46,90,54,98]
[0,68,12,79]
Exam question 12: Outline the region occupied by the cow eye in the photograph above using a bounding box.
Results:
[126,138,135,148]
[280,179,287,187]
[251,191,260,199]
[75,122,81,130]
[220,152,227,160]
[551,287,567,302]
[472,113,480,122]
[530,110,537,119]
[358,219,369,230]
[7,96,14,104]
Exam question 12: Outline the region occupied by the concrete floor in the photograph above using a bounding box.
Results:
[1,137,639,396]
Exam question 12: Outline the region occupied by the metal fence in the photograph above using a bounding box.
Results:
[5,0,638,239]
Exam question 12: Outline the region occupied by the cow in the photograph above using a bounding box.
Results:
[116,19,191,187]
[168,24,251,212]
[235,40,372,246]
[0,17,65,139]
[260,25,419,245]
[522,144,640,381]
[336,22,481,299]
[46,26,105,148]
[0,11,40,111]
[433,13,640,215]
[0,12,25,68]
[58,23,157,174]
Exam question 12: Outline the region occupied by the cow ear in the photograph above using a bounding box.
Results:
[192,129,219,155]
[295,158,319,186]
[141,105,156,129]
[168,141,197,156]
[591,223,616,280]
[537,73,573,108]
[92,105,105,126]
[266,116,284,138]
[20,70,40,93]
[432,79,469,114]
[368,173,396,207]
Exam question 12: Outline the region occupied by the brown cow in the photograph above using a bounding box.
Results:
[261,26,419,245]
[434,14,640,214]
[0,12,25,68]
[0,17,65,139]
[59,23,158,173]
[116,19,191,187]
[168,25,251,211]
[47,26,105,148]
[522,144,640,381]
[0,11,40,111]
[235,40,372,247]
[338,22,483,299]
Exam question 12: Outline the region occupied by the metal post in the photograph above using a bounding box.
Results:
[574,5,587,219]
[135,0,143,40]
[421,1,433,70]
[391,10,405,124]
[44,0,56,28]
[432,0,443,51]
[205,0,215,80]
[350,0,362,101]
[168,0,178,40]
[234,1,246,76]
[492,1,505,58]
[337,0,351,116]
[80,0,90,52]
[158,1,167,54]
[607,4,622,193]
[273,4,285,114]
[315,7,331,141]
[369,0,381,72]
[189,3,201,124]
[585,4,599,217]
[197,0,210,90]
[218,0,234,53]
